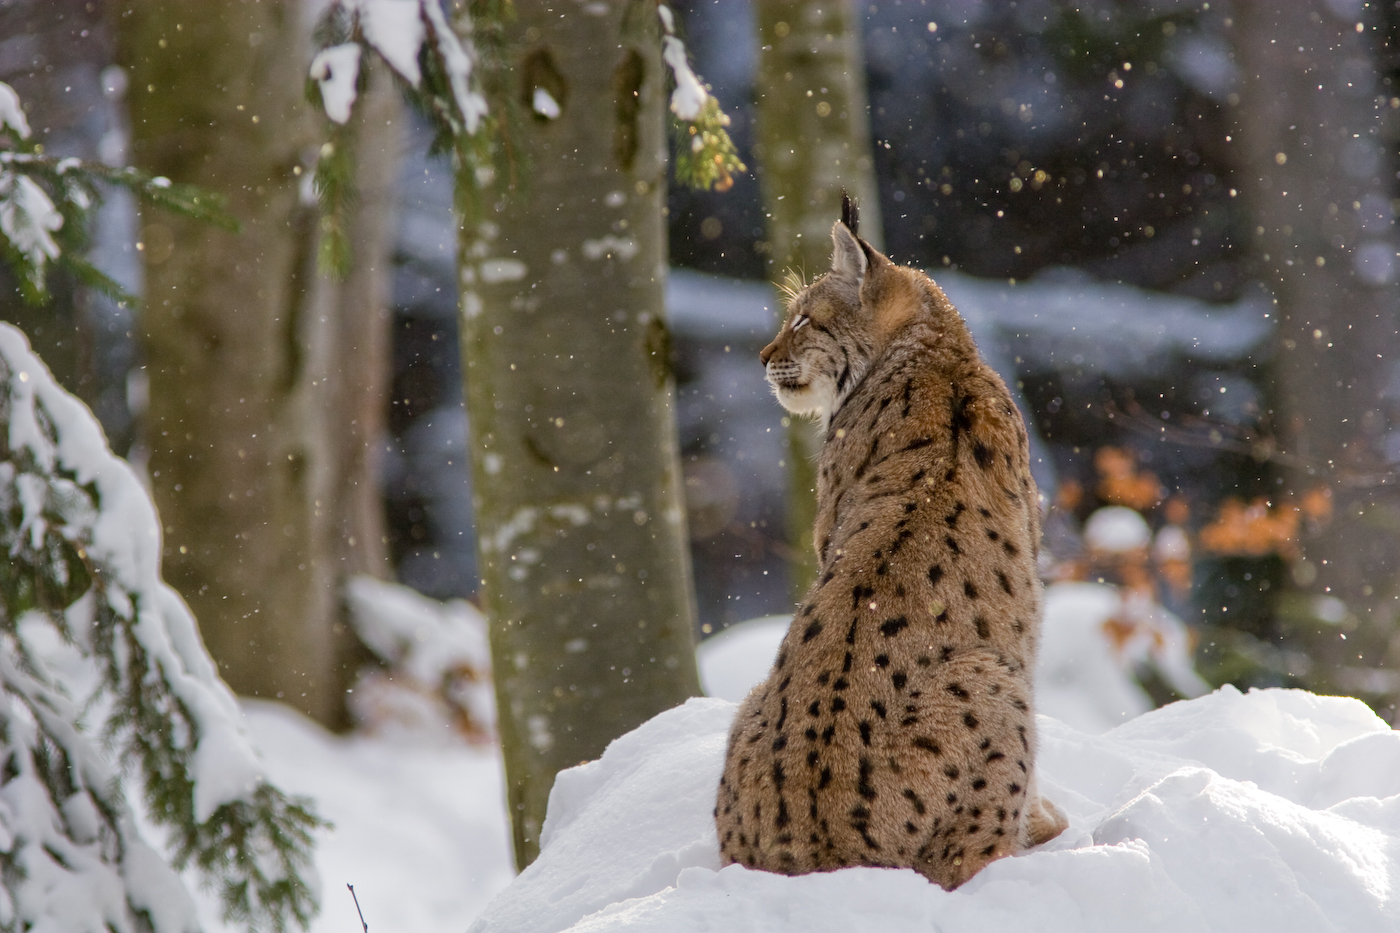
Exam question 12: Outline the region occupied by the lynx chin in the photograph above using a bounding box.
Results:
[714,199,1067,889]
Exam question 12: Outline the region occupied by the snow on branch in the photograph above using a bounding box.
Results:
[0,81,236,307]
[657,6,745,191]
[0,326,322,933]
[309,0,486,132]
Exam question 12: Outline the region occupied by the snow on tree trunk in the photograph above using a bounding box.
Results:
[1232,3,1400,711]
[0,322,320,933]
[458,1,702,867]
[119,1,396,728]
[752,0,882,597]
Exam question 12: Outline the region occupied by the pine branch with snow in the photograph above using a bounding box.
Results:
[0,81,235,307]
[656,5,745,191]
[0,326,322,933]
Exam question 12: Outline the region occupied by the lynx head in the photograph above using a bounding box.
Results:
[759,212,923,424]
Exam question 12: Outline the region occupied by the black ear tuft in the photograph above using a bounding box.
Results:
[841,190,859,238]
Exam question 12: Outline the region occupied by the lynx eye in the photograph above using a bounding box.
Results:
[791,315,810,332]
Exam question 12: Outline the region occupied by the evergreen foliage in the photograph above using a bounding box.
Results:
[0,325,322,933]
[0,81,235,308]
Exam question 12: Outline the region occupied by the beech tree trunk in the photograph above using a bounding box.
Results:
[458,1,701,867]
[119,0,396,727]
[753,0,882,596]
[1232,1,1400,711]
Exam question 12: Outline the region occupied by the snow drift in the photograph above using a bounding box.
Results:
[469,686,1400,933]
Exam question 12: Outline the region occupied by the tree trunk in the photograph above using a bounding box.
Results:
[1232,2,1400,711]
[119,1,395,728]
[458,1,702,867]
[752,0,881,597]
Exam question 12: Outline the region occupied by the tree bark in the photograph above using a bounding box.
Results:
[752,0,881,597]
[1232,2,1400,710]
[119,1,395,728]
[458,1,702,867]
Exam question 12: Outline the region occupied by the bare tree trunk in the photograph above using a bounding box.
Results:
[458,1,702,867]
[1232,1,1400,710]
[753,0,882,597]
[119,1,396,728]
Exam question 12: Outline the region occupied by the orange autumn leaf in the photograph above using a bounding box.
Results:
[1198,496,1299,557]
[1300,485,1333,521]
[1094,446,1164,510]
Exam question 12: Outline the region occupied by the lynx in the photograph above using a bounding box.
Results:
[714,201,1067,889]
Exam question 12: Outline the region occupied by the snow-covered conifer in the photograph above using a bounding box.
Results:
[0,324,322,932]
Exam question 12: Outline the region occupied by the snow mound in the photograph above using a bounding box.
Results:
[469,687,1400,933]
[695,615,789,702]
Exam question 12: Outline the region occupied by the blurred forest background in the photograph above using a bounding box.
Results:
[6,0,1400,868]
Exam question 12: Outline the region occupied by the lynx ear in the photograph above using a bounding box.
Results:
[831,220,868,282]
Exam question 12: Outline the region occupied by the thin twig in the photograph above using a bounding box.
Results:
[347,884,368,933]
[1101,398,1400,490]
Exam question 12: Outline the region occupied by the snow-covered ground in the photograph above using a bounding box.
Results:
[189,595,1400,933]
[186,701,515,933]
[469,687,1400,933]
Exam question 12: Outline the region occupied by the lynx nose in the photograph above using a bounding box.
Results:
[759,340,778,366]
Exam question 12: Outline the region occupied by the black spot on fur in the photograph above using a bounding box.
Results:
[818,767,832,789]
[870,699,887,719]
[776,697,788,729]
[859,721,872,746]
[903,788,927,815]
[945,535,961,555]
[964,580,979,600]
[778,676,791,693]
[802,620,824,642]
[822,725,836,744]
[805,728,818,741]
[987,751,1005,763]
[831,697,847,713]
[945,503,965,527]
[975,616,990,639]
[997,571,1014,595]
[817,672,831,685]
[913,737,941,755]
[880,616,909,637]
[904,501,918,513]
[808,700,821,716]
[858,758,877,799]
[971,778,987,791]
[773,761,787,791]
[973,441,993,468]
[981,844,997,857]
[874,654,890,668]
[1009,783,1023,795]
[964,712,980,729]
[842,651,853,673]
[986,529,999,541]
[928,565,944,587]
[833,677,849,691]
[947,683,970,699]
[772,735,788,751]
[892,672,908,690]
[1003,541,1019,557]
[876,561,889,575]
[852,585,875,610]
[943,765,960,779]
[904,436,933,453]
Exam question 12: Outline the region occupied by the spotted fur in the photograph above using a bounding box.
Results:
[716,216,1067,889]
